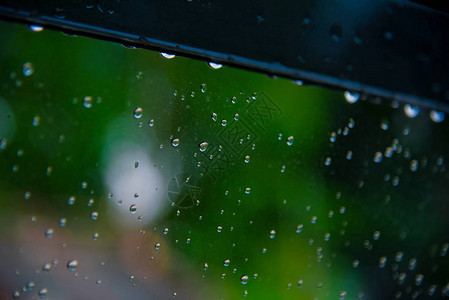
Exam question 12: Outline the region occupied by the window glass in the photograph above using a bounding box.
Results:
[0,20,448,299]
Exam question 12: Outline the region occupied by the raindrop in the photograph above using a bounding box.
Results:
[130,204,137,214]
[201,83,207,93]
[286,136,294,146]
[90,211,99,220]
[32,115,40,127]
[324,157,332,166]
[344,91,360,103]
[172,138,180,147]
[13,290,20,299]
[241,275,249,285]
[269,229,276,239]
[410,160,418,172]
[244,155,250,163]
[379,256,387,268]
[224,259,230,267]
[352,259,360,268]
[199,142,208,152]
[404,104,420,118]
[211,112,217,121]
[38,288,48,298]
[59,218,67,227]
[133,107,143,119]
[380,119,389,130]
[148,119,155,126]
[234,113,239,121]
[221,120,227,126]
[23,62,34,76]
[45,228,54,238]
[430,110,445,123]
[373,152,383,163]
[24,191,31,199]
[155,243,161,250]
[217,226,223,232]
[134,161,139,168]
[208,62,223,69]
[83,96,92,108]
[245,187,251,194]
[346,151,353,160]
[29,25,44,32]
[161,53,175,59]
[67,259,78,271]
[163,228,169,235]
[296,224,303,233]
[43,262,51,272]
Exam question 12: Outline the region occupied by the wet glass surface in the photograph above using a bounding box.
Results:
[0,20,449,299]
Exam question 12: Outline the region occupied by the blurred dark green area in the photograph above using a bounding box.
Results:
[0,20,449,299]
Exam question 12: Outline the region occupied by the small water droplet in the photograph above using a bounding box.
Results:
[244,155,250,163]
[59,218,67,227]
[23,62,34,76]
[67,259,78,271]
[161,53,175,59]
[373,151,383,163]
[286,136,294,146]
[344,91,360,103]
[404,104,420,118]
[199,141,208,152]
[83,96,92,108]
[163,228,169,235]
[221,120,227,126]
[45,228,54,238]
[241,275,249,285]
[380,119,389,130]
[208,62,223,69]
[43,262,51,272]
[133,107,143,119]
[155,242,160,250]
[172,138,180,147]
[346,151,353,160]
[211,112,218,121]
[201,83,207,93]
[234,113,239,121]
[324,157,332,166]
[352,259,360,268]
[245,187,251,194]
[32,115,40,127]
[269,229,276,239]
[430,110,445,123]
[38,288,48,299]
[90,211,99,220]
[130,204,137,214]
[296,224,303,233]
[148,119,155,126]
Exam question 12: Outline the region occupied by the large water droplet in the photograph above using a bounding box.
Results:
[133,107,143,119]
[344,91,360,103]
[430,110,445,123]
[67,259,78,271]
[404,104,420,118]
[208,62,223,69]
[161,53,175,59]
[199,142,208,152]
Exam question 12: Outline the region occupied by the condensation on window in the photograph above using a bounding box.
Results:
[0,20,448,299]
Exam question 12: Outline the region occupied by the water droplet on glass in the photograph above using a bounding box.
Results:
[217,226,223,232]
[45,228,54,238]
[286,136,294,146]
[244,155,250,163]
[373,151,383,163]
[161,53,175,59]
[211,112,218,121]
[346,151,353,160]
[224,259,230,267]
[352,259,360,268]
[208,62,223,69]
[83,96,92,108]
[380,119,389,130]
[234,113,239,121]
[130,204,137,214]
[245,187,251,194]
[221,120,227,126]
[415,274,424,286]
[23,62,34,76]
[59,218,67,227]
[43,262,51,272]
[13,290,20,299]
[163,228,169,235]
[404,104,420,118]
[201,83,207,93]
[199,141,208,152]
[29,25,44,32]
[172,138,180,147]
[430,110,445,123]
[296,224,303,233]
[344,91,360,103]
[38,288,48,299]
[269,229,276,239]
[67,259,78,271]
[148,119,155,126]
[241,275,249,285]
[32,115,40,127]
[133,107,143,119]
[324,157,332,166]
[155,242,160,250]
[90,211,99,220]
